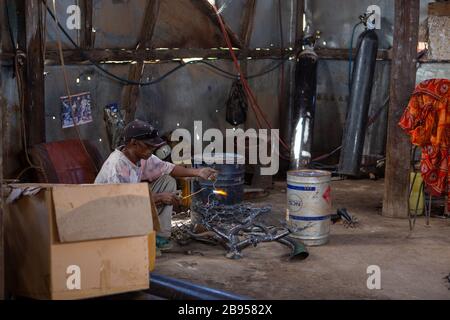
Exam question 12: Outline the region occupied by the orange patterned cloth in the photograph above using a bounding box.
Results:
[399,79,450,209]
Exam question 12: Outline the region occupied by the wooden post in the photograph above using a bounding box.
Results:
[121,0,161,123]
[0,6,4,299]
[239,0,256,88]
[382,0,420,218]
[80,0,93,49]
[19,0,45,146]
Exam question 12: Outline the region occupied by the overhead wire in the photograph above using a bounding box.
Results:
[41,0,291,86]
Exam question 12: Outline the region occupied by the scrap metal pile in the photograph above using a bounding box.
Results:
[174,201,309,260]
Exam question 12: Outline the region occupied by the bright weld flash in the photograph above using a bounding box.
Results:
[213,190,228,196]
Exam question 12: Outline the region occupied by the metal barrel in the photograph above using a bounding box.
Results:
[191,153,245,224]
[286,170,332,246]
[192,153,245,205]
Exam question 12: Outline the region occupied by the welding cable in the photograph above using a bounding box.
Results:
[41,0,291,86]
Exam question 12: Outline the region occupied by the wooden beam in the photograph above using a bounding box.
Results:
[316,48,392,60]
[136,0,161,50]
[41,47,393,65]
[44,48,297,64]
[191,0,242,49]
[0,10,4,300]
[121,62,144,123]
[121,0,161,123]
[238,0,256,83]
[18,0,45,146]
[428,2,450,17]
[80,0,93,49]
[239,0,256,47]
[383,0,420,218]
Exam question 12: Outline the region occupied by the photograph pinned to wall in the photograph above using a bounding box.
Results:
[60,92,93,129]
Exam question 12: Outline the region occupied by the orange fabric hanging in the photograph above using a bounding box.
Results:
[399,79,450,209]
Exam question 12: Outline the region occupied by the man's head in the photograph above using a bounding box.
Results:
[123,119,165,161]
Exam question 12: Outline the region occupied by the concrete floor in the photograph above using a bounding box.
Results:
[154,179,450,300]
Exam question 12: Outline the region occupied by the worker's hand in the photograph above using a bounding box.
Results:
[153,192,181,206]
[197,168,218,181]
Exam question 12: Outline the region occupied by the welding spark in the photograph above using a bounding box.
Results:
[213,190,228,196]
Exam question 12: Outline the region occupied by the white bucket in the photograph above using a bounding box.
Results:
[287,170,332,246]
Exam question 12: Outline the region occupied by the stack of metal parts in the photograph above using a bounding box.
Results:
[175,201,309,260]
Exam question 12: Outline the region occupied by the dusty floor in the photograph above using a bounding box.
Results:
[154,179,450,300]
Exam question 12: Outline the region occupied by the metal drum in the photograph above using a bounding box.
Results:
[191,153,245,224]
[287,170,332,246]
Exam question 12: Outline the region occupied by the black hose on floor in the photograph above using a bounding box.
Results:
[148,273,251,300]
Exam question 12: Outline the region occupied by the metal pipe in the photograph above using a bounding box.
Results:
[148,273,250,300]
[290,48,318,169]
[338,29,378,176]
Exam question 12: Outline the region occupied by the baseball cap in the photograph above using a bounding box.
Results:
[123,119,166,147]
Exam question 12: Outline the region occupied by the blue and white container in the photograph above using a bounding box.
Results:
[287,170,332,246]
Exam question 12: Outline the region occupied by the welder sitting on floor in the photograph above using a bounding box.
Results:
[95,119,218,252]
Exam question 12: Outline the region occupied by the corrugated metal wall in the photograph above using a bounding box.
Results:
[43,0,299,162]
[2,0,448,179]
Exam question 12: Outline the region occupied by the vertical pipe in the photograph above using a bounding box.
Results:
[281,0,304,160]
[290,48,318,169]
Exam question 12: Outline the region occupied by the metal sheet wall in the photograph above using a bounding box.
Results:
[43,59,291,160]
[312,59,390,162]
[217,0,299,48]
[417,63,450,84]
[44,64,128,160]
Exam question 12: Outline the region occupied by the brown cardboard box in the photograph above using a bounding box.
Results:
[5,183,155,300]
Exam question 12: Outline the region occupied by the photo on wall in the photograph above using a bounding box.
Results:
[60,92,93,128]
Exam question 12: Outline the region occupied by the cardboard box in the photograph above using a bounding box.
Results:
[5,183,155,300]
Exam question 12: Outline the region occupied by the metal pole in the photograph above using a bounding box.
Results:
[148,273,250,300]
